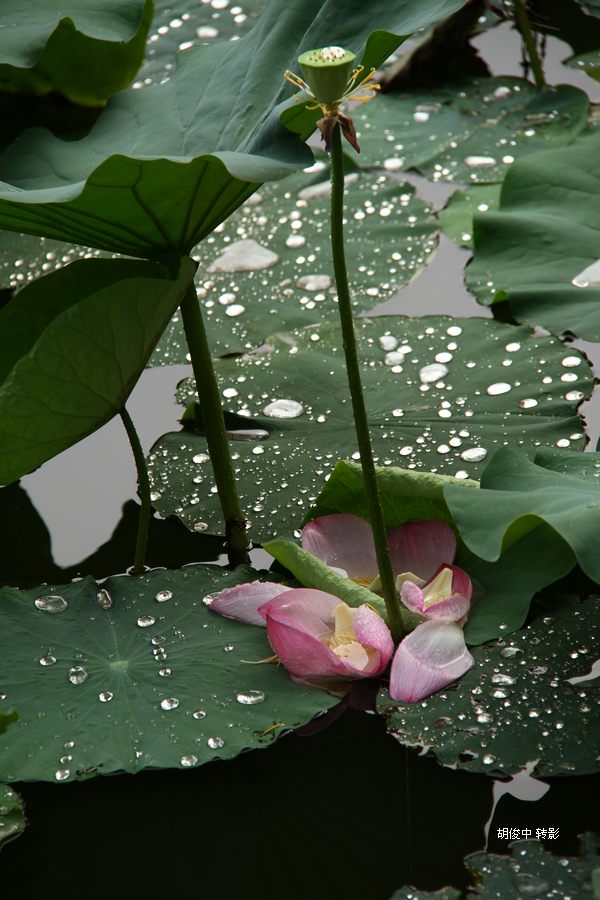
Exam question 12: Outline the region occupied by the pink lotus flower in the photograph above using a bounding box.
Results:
[209,582,394,681]
[301,514,474,702]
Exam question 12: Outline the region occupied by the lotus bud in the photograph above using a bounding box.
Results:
[298,46,356,106]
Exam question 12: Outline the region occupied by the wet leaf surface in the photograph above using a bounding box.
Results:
[465,833,600,898]
[0,566,335,781]
[0,783,25,850]
[152,169,438,358]
[148,315,591,542]
[439,184,501,248]
[467,128,600,341]
[354,78,589,184]
[379,596,600,777]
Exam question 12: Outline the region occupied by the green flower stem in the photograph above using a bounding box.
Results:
[329,122,404,641]
[180,283,250,564]
[120,406,151,575]
[514,0,545,89]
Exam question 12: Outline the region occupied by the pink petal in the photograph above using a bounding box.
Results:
[399,580,426,616]
[352,605,394,674]
[388,620,474,703]
[261,592,384,679]
[301,514,377,582]
[208,581,290,626]
[388,521,456,580]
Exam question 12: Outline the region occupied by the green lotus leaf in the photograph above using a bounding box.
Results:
[0,0,465,259]
[0,566,336,782]
[353,77,589,184]
[467,129,600,340]
[153,170,438,358]
[0,0,153,105]
[379,596,600,777]
[465,834,600,898]
[0,783,25,849]
[439,184,501,248]
[444,446,600,585]
[0,256,195,485]
[147,315,590,543]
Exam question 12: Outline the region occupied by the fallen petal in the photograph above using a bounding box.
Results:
[388,521,456,580]
[352,605,394,674]
[209,581,290,626]
[389,620,474,702]
[301,514,377,583]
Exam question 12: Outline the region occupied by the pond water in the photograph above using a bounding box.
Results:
[2,17,600,900]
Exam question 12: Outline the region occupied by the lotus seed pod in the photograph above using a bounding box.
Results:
[298,46,356,105]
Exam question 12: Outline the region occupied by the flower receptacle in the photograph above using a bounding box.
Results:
[298,46,356,105]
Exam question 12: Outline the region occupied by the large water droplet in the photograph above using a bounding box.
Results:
[419,363,448,383]
[513,873,550,895]
[486,382,512,396]
[35,595,68,614]
[160,697,180,711]
[262,399,304,419]
[54,769,70,782]
[561,355,582,368]
[225,303,245,318]
[518,398,538,409]
[96,589,113,610]
[155,590,173,603]
[137,615,156,628]
[297,274,332,291]
[207,239,278,273]
[460,447,487,462]
[193,453,210,464]
[236,690,266,705]
[68,665,88,685]
[571,258,600,288]
[180,754,198,767]
[226,429,269,441]
[464,155,497,168]
[192,709,206,719]
[39,655,57,667]
[378,335,398,351]
[98,691,113,703]
[207,736,224,749]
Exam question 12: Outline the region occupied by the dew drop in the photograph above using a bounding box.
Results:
[263,399,304,419]
[192,709,207,719]
[68,665,88,685]
[55,769,70,782]
[571,258,600,287]
[486,382,512,396]
[207,239,278,273]
[236,690,265,705]
[207,736,224,749]
[39,655,57,667]
[505,342,521,352]
[464,155,497,168]
[98,691,113,703]
[180,754,198,768]
[379,335,398,351]
[225,304,245,317]
[385,350,406,367]
[518,398,538,409]
[513,874,550,895]
[297,274,331,291]
[447,326,462,337]
[193,453,210,464]
[561,355,582,368]
[491,673,516,686]
[419,363,448,383]
[137,615,156,628]
[150,491,162,502]
[96,589,113,610]
[482,754,496,765]
[460,447,487,462]
[285,234,306,248]
[35,595,68,614]
[160,697,180,711]
[565,390,584,401]
[155,590,173,603]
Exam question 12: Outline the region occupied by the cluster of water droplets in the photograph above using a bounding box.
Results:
[152,168,437,362]
[383,598,599,777]
[148,316,588,537]
[136,0,265,88]
[354,77,583,184]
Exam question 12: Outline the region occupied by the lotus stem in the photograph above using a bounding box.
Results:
[120,406,151,575]
[329,122,404,641]
[514,0,545,89]
[180,283,250,565]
